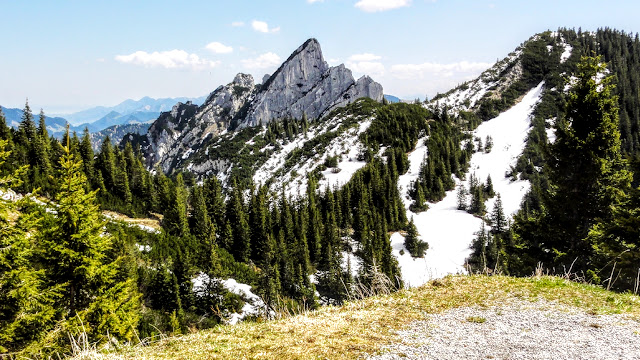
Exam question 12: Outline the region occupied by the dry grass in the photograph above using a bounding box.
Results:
[102,210,161,231]
[93,275,640,360]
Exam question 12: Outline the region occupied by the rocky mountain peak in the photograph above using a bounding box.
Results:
[140,38,384,173]
[232,73,254,88]
[242,38,382,127]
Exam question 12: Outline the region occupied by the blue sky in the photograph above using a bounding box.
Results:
[2,0,640,114]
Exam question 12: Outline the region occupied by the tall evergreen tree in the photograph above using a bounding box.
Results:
[227,179,250,262]
[189,185,218,273]
[40,132,140,346]
[404,217,428,258]
[542,55,632,270]
[306,176,322,264]
[79,128,95,186]
[0,140,57,353]
[163,173,190,238]
[490,193,507,234]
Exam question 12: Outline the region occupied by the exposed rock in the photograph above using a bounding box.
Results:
[242,38,383,127]
[139,38,383,174]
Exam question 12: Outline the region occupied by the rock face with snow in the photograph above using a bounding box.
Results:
[139,38,383,172]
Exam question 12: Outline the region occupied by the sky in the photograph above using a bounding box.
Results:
[2,0,640,114]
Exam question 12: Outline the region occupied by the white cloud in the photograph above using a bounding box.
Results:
[242,52,281,69]
[354,0,411,12]
[378,60,492,100]
[348,53,382,62]
[114,50,218,70]
[348,61,385,77]
[390,61,491,79]
[252,20,280,33]
[206,41,233,54]
[231,21,245,27]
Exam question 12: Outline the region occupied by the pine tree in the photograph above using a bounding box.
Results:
[468,221,489,271]
[484,174,495,198]
[37,109,50,149]
[470,185,486,215]
[189,185,217,272]
[0,108,11,141]
[79,128,95,186]
[203,176,226,237]
[18,100,36,145]
[96,136,117,192]
[410,182,428,212]
[484,135,493,153]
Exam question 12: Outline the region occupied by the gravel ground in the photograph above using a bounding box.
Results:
[369,299,640,360]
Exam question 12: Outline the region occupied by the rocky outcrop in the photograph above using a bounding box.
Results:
[241,38,383,127]
[139,38,383,173]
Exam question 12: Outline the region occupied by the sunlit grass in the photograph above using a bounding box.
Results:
[92,275,640,360]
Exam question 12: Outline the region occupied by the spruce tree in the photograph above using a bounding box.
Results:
[79,128,95,186]
[306,176,322,264]
[404,217,428,258]
[542,55,632,270]
[163,173,190,238]
[189,185,217,272]
[484,174,495,198]
[227,179,250,262]
[40,132,140,345]
[490,193,507,234]
[456,184,467,210]
[0,140,57,353]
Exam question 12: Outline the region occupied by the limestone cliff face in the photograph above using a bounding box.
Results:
[242,38,383,127]
[142,74,255,170]
[141,38,383,173]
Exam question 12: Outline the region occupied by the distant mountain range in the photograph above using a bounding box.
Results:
[58,96,207,126]
[384,94,400,103]
[1,106,71,136]
[1,95,207,138]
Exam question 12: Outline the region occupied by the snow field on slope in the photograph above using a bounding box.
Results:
[392,82,545,287]
[429,50,522,115]
[252,115,372,198]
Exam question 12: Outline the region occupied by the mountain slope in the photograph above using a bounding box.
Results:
[392,82,544,286]
[135,38,383,174]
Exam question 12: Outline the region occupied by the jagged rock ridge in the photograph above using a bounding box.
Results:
[139,38,383,173]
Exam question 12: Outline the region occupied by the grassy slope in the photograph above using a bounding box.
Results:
[104,275,640,360]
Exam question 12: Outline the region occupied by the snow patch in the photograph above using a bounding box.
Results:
[395,82,544,287]
[191,274,271,325]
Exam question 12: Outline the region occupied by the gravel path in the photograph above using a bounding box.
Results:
[369,299,640,360]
